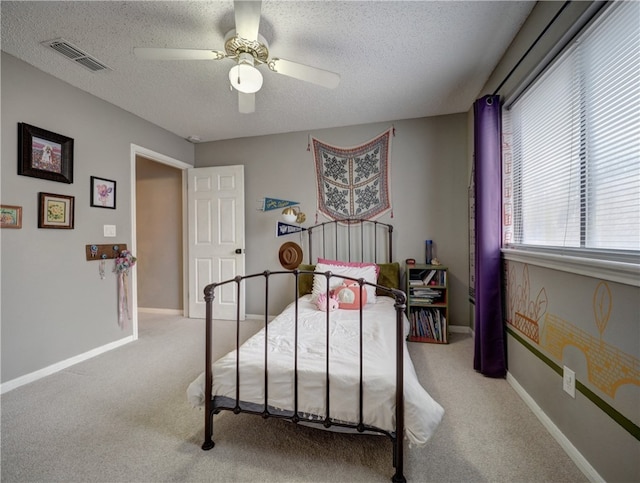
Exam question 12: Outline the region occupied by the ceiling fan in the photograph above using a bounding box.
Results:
[134,0,340,114]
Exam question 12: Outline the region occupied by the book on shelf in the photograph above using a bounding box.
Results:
[409,307,447,342]
[422,269,437,285]
[409,270,425,281]
[409,269,445,286]
[412,298,440,304]
[410,287,441,295]
[409,287,443,304]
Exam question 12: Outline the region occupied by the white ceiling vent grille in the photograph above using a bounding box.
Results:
[41,38,111,72]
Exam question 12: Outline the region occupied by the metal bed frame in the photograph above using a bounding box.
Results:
[200,219,408,482]
[307,218,393,264]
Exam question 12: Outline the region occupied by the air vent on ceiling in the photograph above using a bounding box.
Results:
[41,38,111,73]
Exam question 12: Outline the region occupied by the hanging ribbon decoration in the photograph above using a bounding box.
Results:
[113,250,137,329]
[118,272,129,327]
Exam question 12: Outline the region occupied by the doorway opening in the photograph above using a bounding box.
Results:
[136,157,183,312]
[130,144,191,339]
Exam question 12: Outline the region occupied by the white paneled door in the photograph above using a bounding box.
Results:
[187,165,245,319]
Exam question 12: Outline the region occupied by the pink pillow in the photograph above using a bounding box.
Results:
[312,262,377,304]
[335,282,368,309]
[317,258,380,277]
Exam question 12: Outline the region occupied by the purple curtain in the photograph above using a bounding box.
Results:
[473,95,506,378]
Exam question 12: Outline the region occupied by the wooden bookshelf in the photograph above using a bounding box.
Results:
[405,263,448,343]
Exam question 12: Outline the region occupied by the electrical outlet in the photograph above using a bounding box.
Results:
[563,366,576,398]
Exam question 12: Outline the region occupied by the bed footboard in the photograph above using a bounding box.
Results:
[201,270,407,482]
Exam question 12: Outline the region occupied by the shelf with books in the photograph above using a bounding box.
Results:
[405,263,448,343]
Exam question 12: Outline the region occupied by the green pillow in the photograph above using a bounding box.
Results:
[296,262,399,297]
[376,262,401,296]
[297,264,316,297]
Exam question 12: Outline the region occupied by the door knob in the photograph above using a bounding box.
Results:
[235,248,243,254]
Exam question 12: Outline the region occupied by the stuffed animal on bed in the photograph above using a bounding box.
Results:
[335,281,368,310]
[316,292,340,311]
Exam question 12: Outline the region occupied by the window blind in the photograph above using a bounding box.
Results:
[503,1,639,256]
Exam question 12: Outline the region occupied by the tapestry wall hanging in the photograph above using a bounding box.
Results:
[311,127,393,222]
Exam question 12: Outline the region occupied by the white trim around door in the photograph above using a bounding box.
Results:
[130,144,193,340]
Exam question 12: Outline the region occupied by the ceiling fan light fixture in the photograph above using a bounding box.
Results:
[229,53,263,94]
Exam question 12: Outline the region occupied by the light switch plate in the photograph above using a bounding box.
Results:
[104,225,116,237]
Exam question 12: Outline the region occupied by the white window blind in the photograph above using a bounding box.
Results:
[503,1,639,258]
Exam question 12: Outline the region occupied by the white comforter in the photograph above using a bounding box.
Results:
[187,295,444,445]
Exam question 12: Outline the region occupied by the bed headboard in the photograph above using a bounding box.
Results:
[299,218,399,296]
[306,218,393,264]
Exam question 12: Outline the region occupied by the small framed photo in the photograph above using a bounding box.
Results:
[18,123,74,184]
[38,192,74,229]
[90,176,116,209]
[0,205,23,229]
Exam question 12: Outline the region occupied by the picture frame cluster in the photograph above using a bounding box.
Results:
[1,123,118,230]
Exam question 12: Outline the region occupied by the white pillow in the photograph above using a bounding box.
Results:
[311,262,377,304]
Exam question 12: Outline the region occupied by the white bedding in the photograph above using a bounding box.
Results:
[187,295,444,446]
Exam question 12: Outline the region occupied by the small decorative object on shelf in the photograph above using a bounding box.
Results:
[405,262,448,343]
[425,240,433,264]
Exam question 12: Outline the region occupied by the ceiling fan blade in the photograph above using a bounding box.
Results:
[238,92,256,114]
[234,1,262,42]
[134,47,225,61]
[268,58,340,89]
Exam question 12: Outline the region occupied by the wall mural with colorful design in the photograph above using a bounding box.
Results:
[504,261,640,440]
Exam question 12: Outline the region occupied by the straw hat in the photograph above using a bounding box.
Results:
[278,241,303,269]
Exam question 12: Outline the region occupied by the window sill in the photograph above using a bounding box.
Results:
[501,248,640,287]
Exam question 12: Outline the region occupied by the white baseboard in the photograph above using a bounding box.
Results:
[138,307,184,315]
[0,336,134,395]
[506,372,604,483]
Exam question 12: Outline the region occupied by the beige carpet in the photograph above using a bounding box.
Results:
[1,312,587,482]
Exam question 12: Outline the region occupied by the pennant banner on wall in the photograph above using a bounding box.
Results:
[276,221,306,237]
[260,198,300,211]
[311,127,393,222]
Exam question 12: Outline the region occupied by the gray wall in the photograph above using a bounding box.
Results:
[505,261,639,483]
[194,116,471,322]
[135,156,183,311]
[473,2,640,481]
[1,53,194,384]
[6,4,635,477]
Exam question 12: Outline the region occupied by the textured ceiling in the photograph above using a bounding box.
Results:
[1,1,534,142]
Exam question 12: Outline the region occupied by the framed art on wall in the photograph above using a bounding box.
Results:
[90,176,116,209]
[18,123,74,184]
[38,192,74,229]
[0,205,23,229]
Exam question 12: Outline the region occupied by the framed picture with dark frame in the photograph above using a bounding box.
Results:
[90,176,116,209]
[18,123,74,184]
[38,192,74,229]
[0,205,23,229]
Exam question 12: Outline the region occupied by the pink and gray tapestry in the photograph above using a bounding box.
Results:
[311,128,393,222]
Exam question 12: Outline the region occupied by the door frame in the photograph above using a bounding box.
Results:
[130,144,192,339]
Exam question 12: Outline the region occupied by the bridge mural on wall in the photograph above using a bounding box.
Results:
[505,263,640,400]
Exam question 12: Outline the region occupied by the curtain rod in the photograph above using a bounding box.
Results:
[492,1,572,97]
